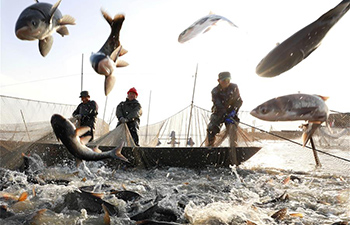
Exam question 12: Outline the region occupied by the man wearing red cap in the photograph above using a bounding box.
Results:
[116,87,143,146]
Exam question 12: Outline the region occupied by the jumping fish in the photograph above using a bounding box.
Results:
[256,0,350,77]
[50,114,128,163]
[90,10,128,96]
[250,94,329,146]
[15,0,75,57]
[178,13,237,43]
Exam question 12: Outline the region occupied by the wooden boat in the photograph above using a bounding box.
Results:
[2,142,261,170]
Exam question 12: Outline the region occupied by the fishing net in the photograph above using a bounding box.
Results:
[137,105,253,148]
[237,110,350,173]
[0,95,109,169]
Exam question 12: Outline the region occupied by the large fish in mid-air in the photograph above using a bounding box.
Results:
[250,94,329,146]
[256,0,350,77]
[178,13,238,43]
[15,0,75,57]
[90,10,128,96]
[50,114,128,163]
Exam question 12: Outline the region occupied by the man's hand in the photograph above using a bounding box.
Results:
[119,117,129,123]
[227,110,236,118]
[225,117,235,124]
[225,110,236,124]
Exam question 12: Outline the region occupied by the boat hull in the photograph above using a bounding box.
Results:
[2,142,261,170]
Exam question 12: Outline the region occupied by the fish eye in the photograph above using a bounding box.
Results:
[31,20,38,27]
[259,107,269,114]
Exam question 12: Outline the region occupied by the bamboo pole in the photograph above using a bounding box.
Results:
[186,64,198,145]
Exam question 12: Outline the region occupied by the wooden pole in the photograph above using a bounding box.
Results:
[186,63,198,145]
[146,90,152,143]
[309,137,322,167]
[81,53,84,92]
[20,110,31,142]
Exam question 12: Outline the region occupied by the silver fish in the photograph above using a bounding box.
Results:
[90,10,128,96]
[50,114,128,163]
[250,94,329,145]
[15,0,75,57]
[256,0,350,77]
[178,13,237,43]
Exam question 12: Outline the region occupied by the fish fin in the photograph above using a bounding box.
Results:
[93,147,102,153]
[105,75,116,96]
[56,26,69,36]
[301,122,321,146]
[31,209,48,222]
[303,45,319,59]
[49,0,62,23]
[102,204,111,225]
[289,213,303,218]
[116,60,129,67]
[59,15,76,25]
[203,27,212,33]
[316,95,329,101]
[101,9,113,25]
[110,45,122,62]
[91,193,104,198]
[80,136,91,145]
[120,48,128,56]
[39,36,53,57]
[18,192,28,202]
[113,14,125,22]
[76,126,90,137]
[76,158,83,167]
[112,142,129,162]
[32,187,36,197]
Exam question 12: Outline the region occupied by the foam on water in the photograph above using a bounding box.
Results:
[1,141,349,224]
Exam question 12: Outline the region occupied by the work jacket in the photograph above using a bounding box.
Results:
[211,83,243,120]
[72,100,98,129]
[116,99,142,125]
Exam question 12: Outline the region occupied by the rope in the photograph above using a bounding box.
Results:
[239,121,350,163]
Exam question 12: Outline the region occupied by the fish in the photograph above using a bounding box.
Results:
[178,13,238,43]
[250,94,329,146]
[15,0,75,57]
[90,10,129,96]
[256,0,350,77]
[50,114,128,163]
[271,208,287,221]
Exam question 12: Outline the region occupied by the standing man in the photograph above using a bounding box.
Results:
[72,91,98,142]
[207,71,243,147]
[116,87,142,146]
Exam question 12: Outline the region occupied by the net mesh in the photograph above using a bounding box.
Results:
[0,95,349,172]
[0,95,109,169]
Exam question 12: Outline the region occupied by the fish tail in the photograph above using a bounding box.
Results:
[110,142,129,162]
[110,14,125,34]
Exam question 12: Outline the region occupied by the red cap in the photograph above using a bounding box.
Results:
[127,87,138,96]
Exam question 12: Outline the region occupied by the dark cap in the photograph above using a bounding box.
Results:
[218,71,231,81]
[79,91,90,98]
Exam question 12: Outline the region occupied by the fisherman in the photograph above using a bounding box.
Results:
[207,71,243,147]
[116,87,142,146]
[72,91,98,142]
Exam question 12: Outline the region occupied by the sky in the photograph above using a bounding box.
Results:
[1,0,349,129]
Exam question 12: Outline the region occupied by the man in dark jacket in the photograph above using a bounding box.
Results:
[116,87,142,146]
[207,72,243,147]
[72,91,98,142]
